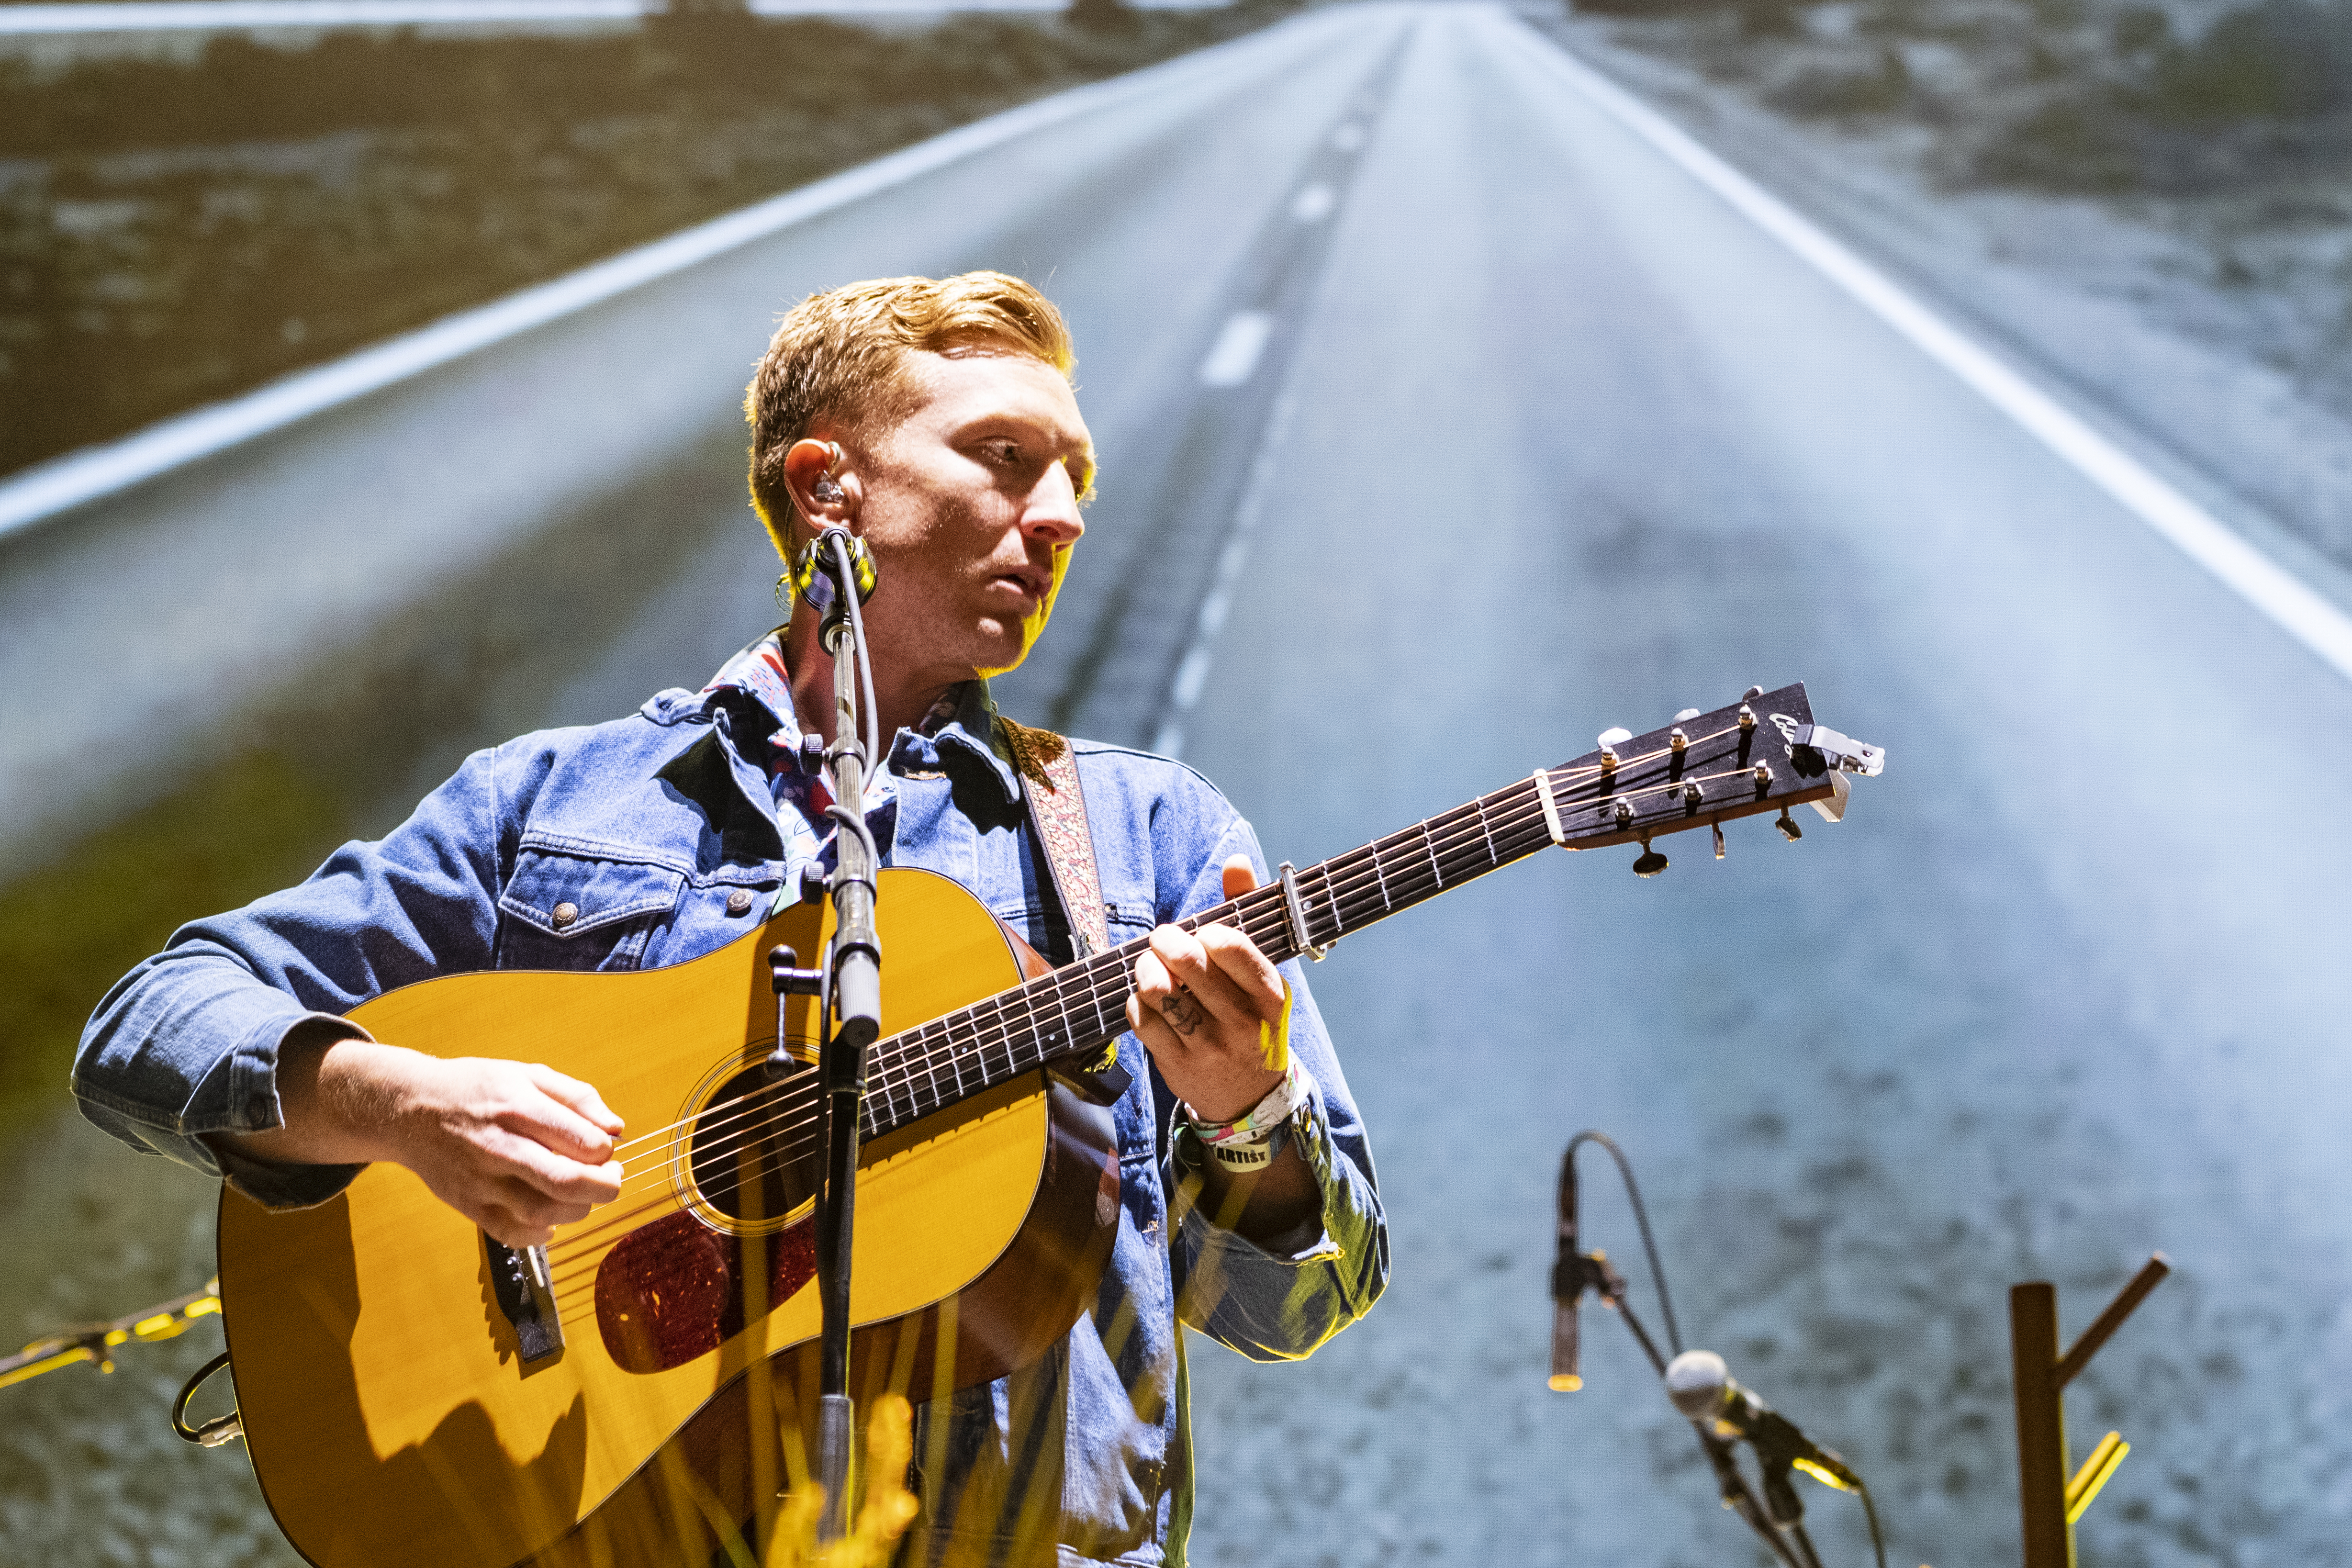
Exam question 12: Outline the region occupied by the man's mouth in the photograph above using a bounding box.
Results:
[994,570,1049,605]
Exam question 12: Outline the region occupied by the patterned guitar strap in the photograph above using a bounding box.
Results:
[996,716,1110,961]
[996,717,1131,1101]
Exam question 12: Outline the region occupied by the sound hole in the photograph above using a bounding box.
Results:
[687,1064,821,1228]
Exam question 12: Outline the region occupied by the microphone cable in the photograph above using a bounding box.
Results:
[1564,1129,1682,1355]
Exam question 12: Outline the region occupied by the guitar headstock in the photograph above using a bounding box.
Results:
[1536,683,1883,874]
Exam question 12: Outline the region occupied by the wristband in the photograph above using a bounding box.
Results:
[1184,1060,1314,1172]
[1204,1126,1287,1173]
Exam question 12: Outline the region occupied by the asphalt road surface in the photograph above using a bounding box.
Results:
[7,5,2352,1565]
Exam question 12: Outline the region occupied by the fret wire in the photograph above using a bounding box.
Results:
[919,1021,947,1115]
[891,1041,922,1122]
[1311,786,1549,931]
[889,1021,934,1113]
[1039,957,1080,1063]
[868,1022,925,1116]
[1002,981,1042,1076]
[1443,800,1497,882]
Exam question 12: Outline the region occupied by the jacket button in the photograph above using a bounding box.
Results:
[726,888,754,917]
[550,901,580,930]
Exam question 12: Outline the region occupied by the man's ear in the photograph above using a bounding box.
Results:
[784,437,857,531]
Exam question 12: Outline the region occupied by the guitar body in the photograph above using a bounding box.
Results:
[217,867,1121,1568]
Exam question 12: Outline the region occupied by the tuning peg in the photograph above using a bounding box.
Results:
[1776,808,1802,842]
[1743,685,1764,701]
[1673,708,1701,723]
[1669,727,1689,755]
[1597,726,1631,772]
[1713,821,1726,859]
[1633,837,1668,877]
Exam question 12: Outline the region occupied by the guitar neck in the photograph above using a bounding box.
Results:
[856,772,1559,1139]
[857,682,1854,1141]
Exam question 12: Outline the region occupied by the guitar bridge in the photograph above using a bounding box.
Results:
[485,1235,565,1371]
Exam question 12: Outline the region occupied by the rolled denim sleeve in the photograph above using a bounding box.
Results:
[1162,816,1388,1361]
[72,745,510,1208]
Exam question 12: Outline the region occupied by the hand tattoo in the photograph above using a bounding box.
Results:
[1159,989,1206,1036]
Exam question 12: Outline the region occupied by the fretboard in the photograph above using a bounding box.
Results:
[854,769,1565,1139]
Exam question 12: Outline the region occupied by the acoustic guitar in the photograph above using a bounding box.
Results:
[215,683,1881,1567]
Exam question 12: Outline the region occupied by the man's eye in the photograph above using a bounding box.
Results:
[985,441,1020,465]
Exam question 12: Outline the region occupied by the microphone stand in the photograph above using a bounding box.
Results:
[1585,1274,1813,1568]
[792,529,885,1543]
[1552,1132,1812,1568]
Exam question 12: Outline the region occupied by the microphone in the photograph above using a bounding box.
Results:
[1548,1147,1583,1391]
[1665,1350,1860,1493]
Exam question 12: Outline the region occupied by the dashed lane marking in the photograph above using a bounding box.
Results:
[1153,395,1295,759]
[1197,310,1275,388]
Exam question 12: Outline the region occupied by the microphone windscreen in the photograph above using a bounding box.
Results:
[1665,1349,1729,1420]
[1548,1299,1581,1391]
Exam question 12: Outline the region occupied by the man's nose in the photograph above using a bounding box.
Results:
[1021,461,1086,546]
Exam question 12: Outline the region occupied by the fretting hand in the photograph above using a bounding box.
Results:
[1125,857,1288,1123]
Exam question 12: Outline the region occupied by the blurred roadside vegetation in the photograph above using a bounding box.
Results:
[0,2,1292,477]
[1565,0,2352,195]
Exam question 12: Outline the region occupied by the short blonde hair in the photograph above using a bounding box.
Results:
[744,271,1076,560]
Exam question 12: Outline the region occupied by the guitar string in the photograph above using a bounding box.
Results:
[848,717,1757,1115]
[578,729,1724,1169]
[541,745,1770,1268]
[538,780,1578,1283]
[541,794,1525,1278]
[792,736,1759,1147]
[583,748,1638,1160]
[549,863,1319,1230]
[848,731,1757,1120]
[540,801,1570,1309]
[588,722,1726,1158]
[560,740,1756,1248]
[540,735,1776,1279]
[543,775,1764,1316]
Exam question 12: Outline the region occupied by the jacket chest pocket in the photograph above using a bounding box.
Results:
[495,845,687,973]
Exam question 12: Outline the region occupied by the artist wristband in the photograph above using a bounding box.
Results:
[1184,1061,1315,1171]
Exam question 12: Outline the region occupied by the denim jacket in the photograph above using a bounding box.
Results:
[74,642,1388,1568]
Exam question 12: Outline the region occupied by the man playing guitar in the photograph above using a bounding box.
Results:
[76,271,1387,1567]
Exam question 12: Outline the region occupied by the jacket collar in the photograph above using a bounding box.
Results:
[682,628,1025,804]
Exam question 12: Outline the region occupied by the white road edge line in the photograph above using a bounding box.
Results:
[0,0,1226,36]
[1506,11,2352,687]
[0,13,1330,543]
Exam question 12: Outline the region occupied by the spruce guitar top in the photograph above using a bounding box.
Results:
[215,683,1882,1568]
